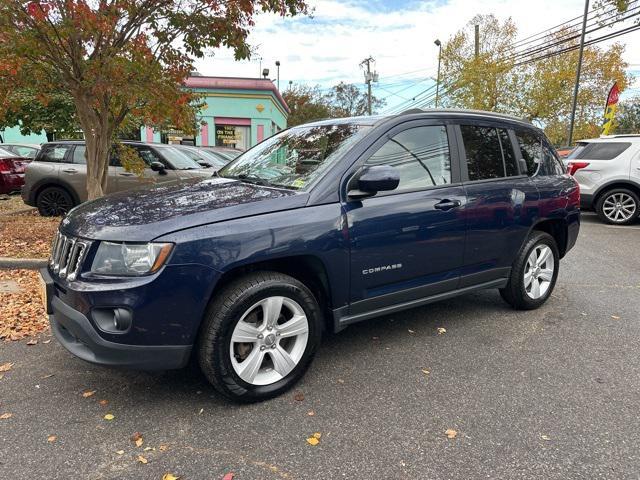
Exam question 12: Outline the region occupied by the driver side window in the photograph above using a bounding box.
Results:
[366,126,451,192]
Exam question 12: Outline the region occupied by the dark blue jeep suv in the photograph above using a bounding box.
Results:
[40,109,580,402]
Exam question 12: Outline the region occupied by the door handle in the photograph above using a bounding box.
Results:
[62,168,77,174]
[434,199,462,211]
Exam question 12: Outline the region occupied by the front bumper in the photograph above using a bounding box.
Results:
[41,267,196,370]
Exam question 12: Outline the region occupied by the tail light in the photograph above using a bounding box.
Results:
[0,159,14,174]
[567,161,589,176]
[0,158,27,174]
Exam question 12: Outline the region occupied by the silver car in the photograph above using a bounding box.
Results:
[566,135,640,225]
[22,140,213,216]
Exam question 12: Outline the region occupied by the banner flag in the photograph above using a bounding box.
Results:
[602,82,620,136]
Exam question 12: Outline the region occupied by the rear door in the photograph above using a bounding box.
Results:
[457,123,539,286]
[345,121,467,315]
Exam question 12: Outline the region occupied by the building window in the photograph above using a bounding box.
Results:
[215,125,250,150]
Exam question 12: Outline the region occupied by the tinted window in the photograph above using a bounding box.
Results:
[542,143,565,175]
[515,130,543,176]
[38,144,73,163]
[366,125,451,190]
[571,142,631,160]
[461,125,504,180]
[498,128,519,176]
[134,146,163,166]
[72,145,86,164]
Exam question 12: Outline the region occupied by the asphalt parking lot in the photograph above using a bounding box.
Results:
[1,212,639,479]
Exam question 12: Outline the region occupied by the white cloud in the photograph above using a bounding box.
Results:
[193,0,640,107]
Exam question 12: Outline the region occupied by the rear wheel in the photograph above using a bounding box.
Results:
[500,231,559,310]
[36,186,74,216]
[596,188,639,225]
[197,271,322,402]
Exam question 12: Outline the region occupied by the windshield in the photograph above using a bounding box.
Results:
[0,148,15,158]
[219,123,369,190]
[183,148,227,169]
[158,146,202,170]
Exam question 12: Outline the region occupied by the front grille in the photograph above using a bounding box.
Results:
[49,231,91,281]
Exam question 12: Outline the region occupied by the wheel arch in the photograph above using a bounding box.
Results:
[530,218,569,258]
[208,255,335,333]
[593,180,640,206]
[33,179,81,206]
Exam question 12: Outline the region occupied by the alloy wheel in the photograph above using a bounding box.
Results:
[602,193,637,223]
[229,296,309,386]
[524,244,555,300]
[39,190,72,216]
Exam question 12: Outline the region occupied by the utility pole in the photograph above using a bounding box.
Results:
[568,0,589,146]
[434,39,442,108]
[474,24,480,58]
[275,60,281,91]
[360,56,378,115]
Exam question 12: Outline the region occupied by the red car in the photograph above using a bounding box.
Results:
[0,147,30,194]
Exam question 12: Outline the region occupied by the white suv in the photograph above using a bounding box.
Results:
[566,135,640,225]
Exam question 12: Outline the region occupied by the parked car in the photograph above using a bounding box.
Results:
[566,135,640,225]
[556,145,574,159]
[201,146,242,161]
[173,145,229,170]
[22,141,213,216]
[41,109,580,402]
[0,147,30,194]
[1,143,41,159]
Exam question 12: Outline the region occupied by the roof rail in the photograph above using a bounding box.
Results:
[399,108,528,123]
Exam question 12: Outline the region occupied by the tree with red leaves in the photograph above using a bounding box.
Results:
[0,0,308,199]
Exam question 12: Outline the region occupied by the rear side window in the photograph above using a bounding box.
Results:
[38,144,73,163]
[571,142,631,160]
[72,146,86,164]
[516,130,565,177]
[460,125,518,180]
[366,125,451,191]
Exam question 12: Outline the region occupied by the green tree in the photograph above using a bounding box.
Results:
[1,88,79,141]
[326,82,386,117]
[615,98,640,133]
[0,0,308,199]
[283,84,332,127]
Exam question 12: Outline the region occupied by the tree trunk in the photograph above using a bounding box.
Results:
[73,95,113,200]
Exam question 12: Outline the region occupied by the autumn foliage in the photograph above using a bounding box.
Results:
[0,0,308,199]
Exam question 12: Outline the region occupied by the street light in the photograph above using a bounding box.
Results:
[275,60,281,91]
[262,68,270,79]
[434,39,442,109]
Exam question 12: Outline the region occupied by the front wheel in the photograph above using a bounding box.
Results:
[197,271,322,402]
[500,231,559,310]
[36,186,74,216]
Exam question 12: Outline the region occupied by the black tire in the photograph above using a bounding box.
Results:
[36,186,74,217]
[500,231,559,310]
[595,188,639,225]
[197,271,322,403]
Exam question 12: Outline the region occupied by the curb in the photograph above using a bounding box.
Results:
[0,257,48,270]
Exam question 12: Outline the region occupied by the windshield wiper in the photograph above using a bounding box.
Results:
[234,173,273,186]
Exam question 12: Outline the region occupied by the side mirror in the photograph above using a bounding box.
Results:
[197,160,213,168]
[348,165,400,199]
[518,158,528,174]
[150,161,167,175]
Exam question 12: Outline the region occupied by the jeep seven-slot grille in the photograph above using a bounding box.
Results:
[49,231,91,281]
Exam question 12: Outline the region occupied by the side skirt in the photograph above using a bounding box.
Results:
[332,278,508,332]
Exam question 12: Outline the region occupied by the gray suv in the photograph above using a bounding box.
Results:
[22,141,213,216]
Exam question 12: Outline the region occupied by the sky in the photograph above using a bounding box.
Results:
[193,0,640,112]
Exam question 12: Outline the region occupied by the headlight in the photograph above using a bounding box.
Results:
[90,242,173,276]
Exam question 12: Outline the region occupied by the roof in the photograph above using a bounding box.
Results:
[183,75,290,114]
[577,135,640,143]
[1,143,41,148]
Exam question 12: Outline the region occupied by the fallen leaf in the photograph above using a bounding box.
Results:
[313,432,321,439]
[162,474,180,480]
[294,392,305,401]
[437,327,447,335]
[26,339,38,345]
[222,474,235,480]
[611,315,620,320]
[158,444,168,452]
[82,390,96,398]
[408,329,415,334]
[198,408,204,415]
[99,399,109,406]
[306,437,319,446]
[104,414,115,421]
[0,363,13,372]
[143,447,155,452]
[131,432,143,447]
[372,336,379,340]
[421,368,430,375]
[41,374,54,379]
[541,435,551,441]
[137,455,148,464]
[43,339,51,344]
[307,410,315,416]
[445,429,457,439]
[337,379,344,384]
[0,413,12,420]
[135,438,144,447]
[47,435,57,443]
[116,450,125,455]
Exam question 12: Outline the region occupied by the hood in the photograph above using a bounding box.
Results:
[60,177,307,241]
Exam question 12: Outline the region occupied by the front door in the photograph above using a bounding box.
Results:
[345,123,467,316]
[113,145,180,192]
